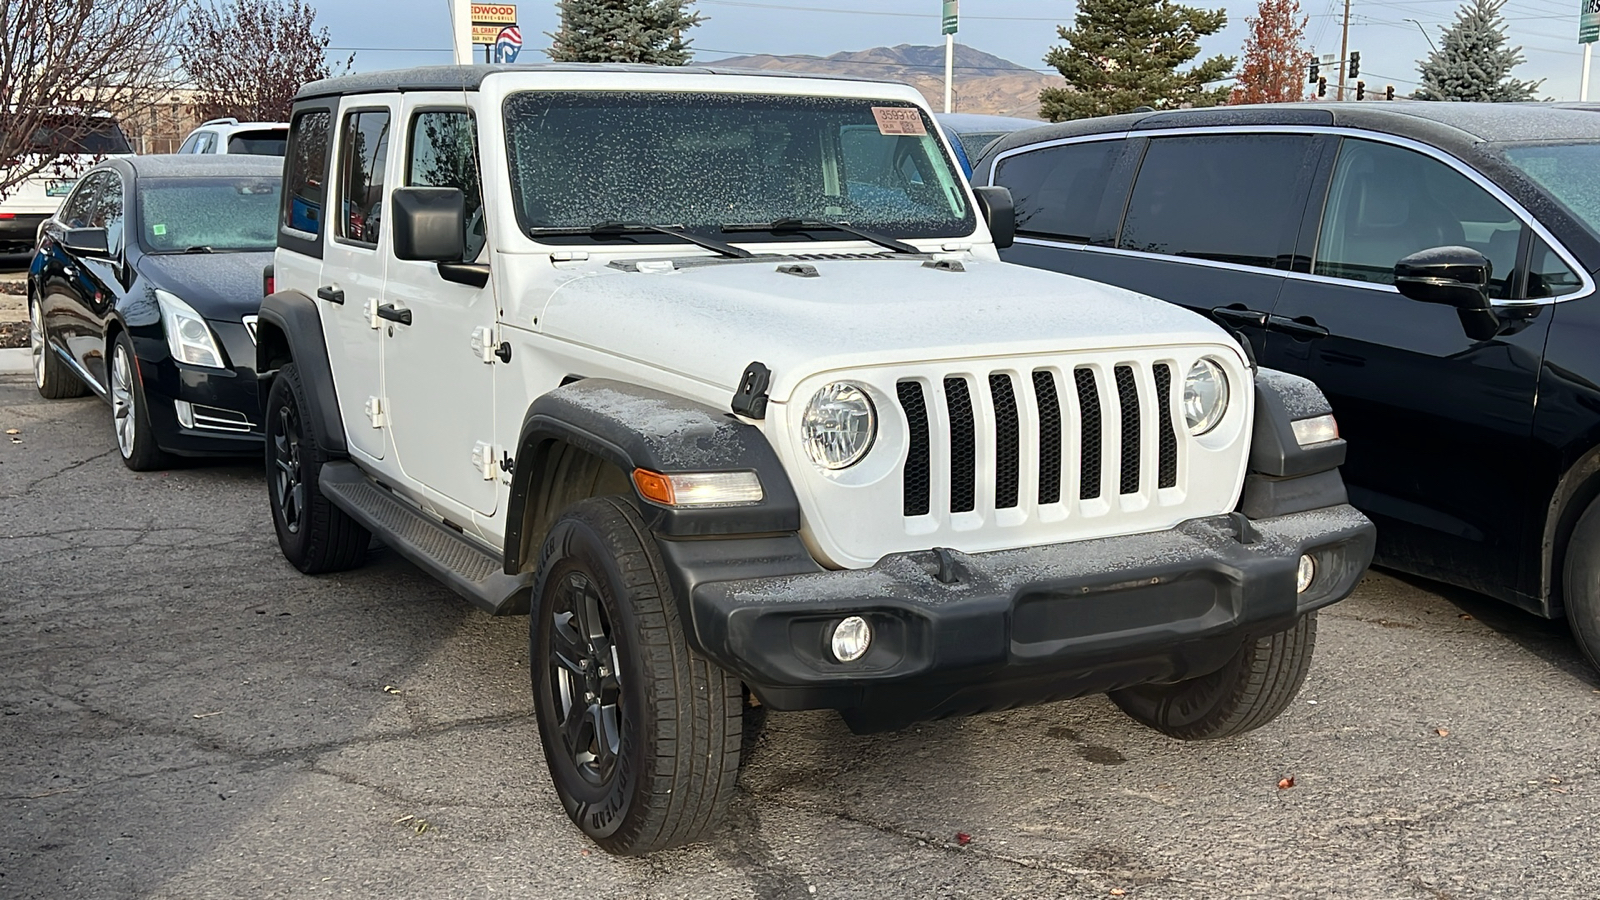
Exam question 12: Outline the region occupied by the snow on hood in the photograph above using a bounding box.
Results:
[539,255,1238,400]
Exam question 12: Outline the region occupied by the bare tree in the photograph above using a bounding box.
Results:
[0,0,188,202]
[178,0,352,124]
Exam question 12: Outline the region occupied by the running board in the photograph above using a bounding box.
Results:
[319,461,531,615]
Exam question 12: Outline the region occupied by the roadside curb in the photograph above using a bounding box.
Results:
[0,347,32,374]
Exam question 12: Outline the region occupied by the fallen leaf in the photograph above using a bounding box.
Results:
[191,710,223,719]
[4,429,17,435]
[1459,613,1473,620]
[414,819,429,834]
[1435,728,1449,737]
[581,849,591,857]
[383,685,401,694]
[955,832,972,846]
[1111,891,1128,897]
[1277,776,1296,790]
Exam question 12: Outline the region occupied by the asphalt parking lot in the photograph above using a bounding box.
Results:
[5,373,1600,899]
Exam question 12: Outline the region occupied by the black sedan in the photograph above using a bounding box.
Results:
[27,155,280,469]
[975,102,1600,668]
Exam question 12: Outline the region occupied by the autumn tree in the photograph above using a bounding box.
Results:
[547,0,703,64]
[1040,0,1235,121]
[1229,0,1310,104]
[1414,0,1542,101]
[178,0,353,123]
[0,0,186,201]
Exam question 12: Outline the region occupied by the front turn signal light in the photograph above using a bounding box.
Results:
[632,469,764,508]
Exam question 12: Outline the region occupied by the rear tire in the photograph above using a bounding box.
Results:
[531,497,742,855]
[1562,497,1600,672]
[30,293,87,399]
[1110,613,1317,740]
[264,362,369,574]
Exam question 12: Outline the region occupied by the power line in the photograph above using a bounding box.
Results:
[697,0,1067,21]
[693,47,1060,74]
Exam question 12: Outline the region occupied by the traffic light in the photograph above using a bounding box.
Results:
[1318,76,1327,97]
[1385,84,1395,100]
[1356,80,1366,100]
[1349,51,1360,79]
[1309,56,1320,83]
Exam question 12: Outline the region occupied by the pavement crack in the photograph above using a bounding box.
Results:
[20,445,121,494]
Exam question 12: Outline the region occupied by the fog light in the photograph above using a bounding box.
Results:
[1297,554,1316,594]
[174,399,194,429]
[830,615,871,662]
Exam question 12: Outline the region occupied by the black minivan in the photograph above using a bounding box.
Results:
[976,103,1600,665]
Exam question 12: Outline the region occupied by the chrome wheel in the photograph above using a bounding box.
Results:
[110,343,136,458]
[29,298,45,389]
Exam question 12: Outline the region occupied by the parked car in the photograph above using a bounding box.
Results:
[0,112,132,255]
[974,102,1600,666]
[28,155,281,469]
[177,117,289,156]
[257,64,1372,854]
[934,112,1040,177]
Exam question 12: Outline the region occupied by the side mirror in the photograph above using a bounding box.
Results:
[972,185,1014,250]
[391,187,465,262]
[63,226,109,257]
[1393,246,1492,311]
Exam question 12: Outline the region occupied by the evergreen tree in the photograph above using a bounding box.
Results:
[1413,0,1543,101]
[1229,0,1310,104]
[1040,0,1236,121]
[547,0,703,65]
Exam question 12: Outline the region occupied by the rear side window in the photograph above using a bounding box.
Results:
[282,109,332,242]
[995,140,1120,242]
[1120,134,1315,268]
[407,110,484,260]
[92,172,125,253]
[337,109,391,246]
[228,129,288,156]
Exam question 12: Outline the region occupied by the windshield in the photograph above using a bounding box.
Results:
[19,114,132,155]
[1500,142,1600,240]
[502,91,973,243]
[137,176,281,253]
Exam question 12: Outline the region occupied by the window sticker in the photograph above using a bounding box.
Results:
[152,223,166,235]
[871,107,926,136]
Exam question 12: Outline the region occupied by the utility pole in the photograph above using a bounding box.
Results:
[449,0,472,65]
[1336,0,1351,100]
[942,0,958,113]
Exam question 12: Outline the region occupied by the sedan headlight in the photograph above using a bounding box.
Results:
[156,289,225,368]
[1183,358,1230,436]
[801,382,877,469]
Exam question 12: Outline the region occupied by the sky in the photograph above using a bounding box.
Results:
[312,0,1597,104]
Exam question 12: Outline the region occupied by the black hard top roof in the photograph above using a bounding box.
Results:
[106,154,283,178]
[979,101,1600,164]
[294,62,898,102]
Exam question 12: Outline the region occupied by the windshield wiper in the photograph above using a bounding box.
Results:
[182,245,214,254]
[721,218,920,255]
[528,221,752,259]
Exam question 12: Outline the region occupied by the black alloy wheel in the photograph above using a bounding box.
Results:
[272,397,306,536]
[263,362,369,574]
[547,570,624,786]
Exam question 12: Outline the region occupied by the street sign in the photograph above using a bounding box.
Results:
[942,0,958,35]
[1583,0,1600,43]
[496,25,522,63]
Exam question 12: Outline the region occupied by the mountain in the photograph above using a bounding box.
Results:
[703,43,1060,119]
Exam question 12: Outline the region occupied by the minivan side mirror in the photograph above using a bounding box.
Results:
[391,187,466,262]
[1393,246,1492,311]
[63,226,109,257]
[972,185,1015,250]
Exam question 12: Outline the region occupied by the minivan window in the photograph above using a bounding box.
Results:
[1315,139,1521,298]
[337,109,391,245]
[1119,134,1313,268]
[25,115,131,155]
[996,140,1119,243]
[283,110,331,237]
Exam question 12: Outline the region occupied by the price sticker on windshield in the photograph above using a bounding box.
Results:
[872,107,926,136]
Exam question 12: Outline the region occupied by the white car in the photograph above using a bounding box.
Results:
[256,64,1375,855]
[0,112,132,255]
[176,117,288,156]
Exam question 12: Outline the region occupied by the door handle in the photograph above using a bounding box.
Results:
[1210,306,1269,328]
[1267,314,1329,340]
[317,285,345,304]
[376,303,412,325]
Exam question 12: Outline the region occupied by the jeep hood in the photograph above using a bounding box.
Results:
[538,255,1239,400]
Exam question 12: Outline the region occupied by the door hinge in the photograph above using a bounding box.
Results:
[367,297,382,329]
[473,441,496,480]
[365,396,386,428]
[470,326,496,363]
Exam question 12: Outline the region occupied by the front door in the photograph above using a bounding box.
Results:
[1260,136,1554,596]
[381,103,499,516]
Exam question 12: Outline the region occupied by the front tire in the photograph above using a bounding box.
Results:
[531,497,742,855]
[110,332,171,471]
[30,293,87,399]
[264,362,369,574]
[1110,613,1317,740]
[1562,496,1600,672]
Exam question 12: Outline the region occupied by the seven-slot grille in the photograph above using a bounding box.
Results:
[898,363,1180,519]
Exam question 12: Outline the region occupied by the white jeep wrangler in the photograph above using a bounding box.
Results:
[258,64,1375,855]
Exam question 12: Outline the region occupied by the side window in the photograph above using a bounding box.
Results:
[1314,139,1522,298]
[406,110,485,260]
[1120,134,1315,268]
[177,132,200,154]
[1527,237,1584,299]
[283,109,331,239]
[58,172,105,229]
[91,172,125,252]
[995,140,1120,243]
[337,109,391,246]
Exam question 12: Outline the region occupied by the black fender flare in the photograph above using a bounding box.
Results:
[504,379,804,574]
[1238,368,1350,519]
[255,290,347,455]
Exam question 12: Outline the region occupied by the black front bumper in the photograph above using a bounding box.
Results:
[675,506,1374,731]
[132,322,263,457]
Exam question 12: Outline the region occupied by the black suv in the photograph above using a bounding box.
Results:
[975,103,1600,665]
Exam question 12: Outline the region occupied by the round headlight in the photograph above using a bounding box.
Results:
[801,382,877,469]
[1183,358,1230,436]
